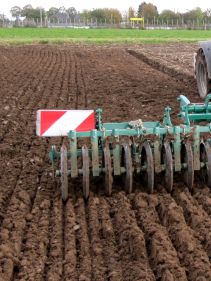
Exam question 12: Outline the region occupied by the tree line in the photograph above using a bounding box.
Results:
[3,2,211,26]
[9,5,122,25]
[137,2,211,24]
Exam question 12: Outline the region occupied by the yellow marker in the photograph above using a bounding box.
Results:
[130,17,144,21]
[130,18,144,28]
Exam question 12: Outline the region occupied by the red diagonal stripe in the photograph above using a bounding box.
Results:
[76,112,95,132]
[41,111,66,135]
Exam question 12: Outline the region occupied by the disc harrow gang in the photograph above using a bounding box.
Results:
[37,94,211,200]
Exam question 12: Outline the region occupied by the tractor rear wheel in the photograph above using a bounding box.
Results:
[195,49,211,98]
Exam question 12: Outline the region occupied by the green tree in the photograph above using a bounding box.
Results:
[58,6,68,21]
[128,7,136,19]
[87,8,122,24]
[0,14,9,26]
[194,7,204,23]
[159,10,179,21]
[105,9,122,23]
[80,10,92,22]
[67,7,77,22]
[90,9,106,23]
[22,5,33,19]
[10,6,22,21]
[138,2,158,20]
[183,7,204,24]
[47,7,59,22]
[203,9,211,22]
[22,5,44,21]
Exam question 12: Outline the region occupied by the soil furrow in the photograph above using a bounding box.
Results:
[127,49,196,86]
[0,165,41,280]
[110,192,155,281]
[173,190,211,258]
[74,198,92,280]
[0,49,59,228]
[75,55,88,108]
[193,188,211,215]
[0,158,22,226]
[0,46,62,280]
[87,197,107,281]
[157,193,211,280]
[0,48,48,141]
[44,187,63,281]
[98,197,123,281]
[63,198,78,281]
[132,193,187,281]
[14,174,53,280]
[0,48,54,177]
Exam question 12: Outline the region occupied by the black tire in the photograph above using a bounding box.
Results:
[195,49,211,98]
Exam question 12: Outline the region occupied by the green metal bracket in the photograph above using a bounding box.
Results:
[205,94,211,113]
[163,106,172,126]
[193,126,200,170]
[178,95,190,107]
[49,145,58,163]
[178,94,211,125]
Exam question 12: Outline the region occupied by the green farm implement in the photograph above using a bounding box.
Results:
[37,94,211,200]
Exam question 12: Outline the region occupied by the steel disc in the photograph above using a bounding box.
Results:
[162,141,173,192]
[181,142,194,190]
[82,145,90,200]
[122,144,133,193]
[141,141,154,193]
[104,145,113,196]
[60,145,68,201]
[200,142,211,188]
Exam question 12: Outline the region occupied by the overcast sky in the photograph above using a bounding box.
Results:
[1,0,211,18]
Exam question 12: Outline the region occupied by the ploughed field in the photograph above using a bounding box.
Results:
[1,43,211,280]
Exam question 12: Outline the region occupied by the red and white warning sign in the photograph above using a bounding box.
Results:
[36,110,95,136]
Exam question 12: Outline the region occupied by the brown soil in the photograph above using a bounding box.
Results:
[0,43,210,281]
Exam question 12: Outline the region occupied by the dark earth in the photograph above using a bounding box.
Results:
[0,43,211,281]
